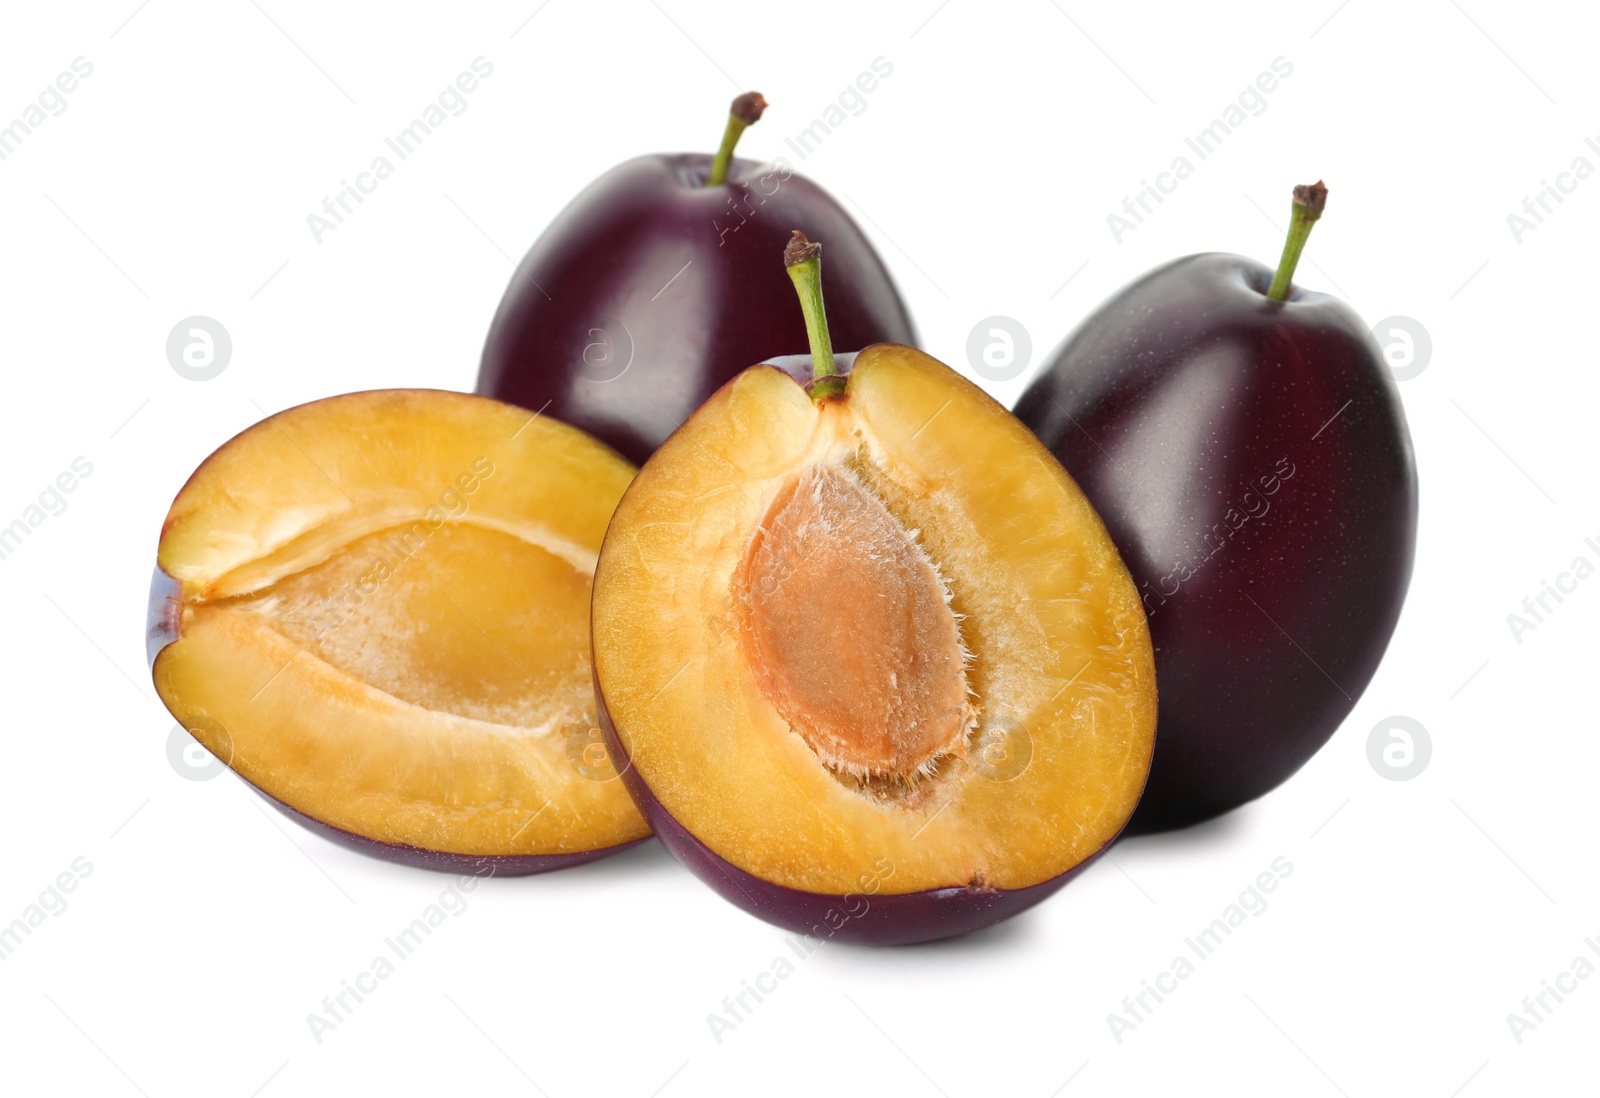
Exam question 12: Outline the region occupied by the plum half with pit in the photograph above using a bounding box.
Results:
[477,93,916,465]
[1016,183,1418,832]
[149,389,650,873]
[591,233,1157,944]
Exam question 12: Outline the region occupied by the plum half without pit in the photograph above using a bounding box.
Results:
[149,389,650,873]
[591,233,1158,944]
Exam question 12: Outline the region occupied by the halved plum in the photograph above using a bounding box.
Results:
[591,236,1157,943]
[150,389,650,873]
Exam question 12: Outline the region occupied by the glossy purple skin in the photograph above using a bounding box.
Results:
[1015,254,1417,833]
[476,153,917,465]
[595,680,1113,946]
[148,566,645,876]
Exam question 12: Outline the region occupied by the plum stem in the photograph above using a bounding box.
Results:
[783,231,842,399]
[706,92,768,186]
[1266,181,1328,302]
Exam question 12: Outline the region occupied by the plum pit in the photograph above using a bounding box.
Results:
[732,461,973,782]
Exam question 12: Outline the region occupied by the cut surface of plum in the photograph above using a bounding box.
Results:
[151,389,649,870]
[592,344,1157,940]
[221,522,592,729]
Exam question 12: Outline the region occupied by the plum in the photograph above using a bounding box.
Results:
[149,389,650,873]
[590,233,1157,943]
[1015,183,1418,831]
[477,93,917,465]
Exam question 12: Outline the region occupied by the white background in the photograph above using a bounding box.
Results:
[1,1,1594,1095]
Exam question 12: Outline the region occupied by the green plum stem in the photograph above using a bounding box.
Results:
[1266,180,1328,302]
[783,231,840,397]
[706,92,768,187]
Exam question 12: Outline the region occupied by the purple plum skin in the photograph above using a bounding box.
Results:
[595,680,1113,946]
[148,566,647,877]
[476,153,917,465]
[1015,254,1418,833]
